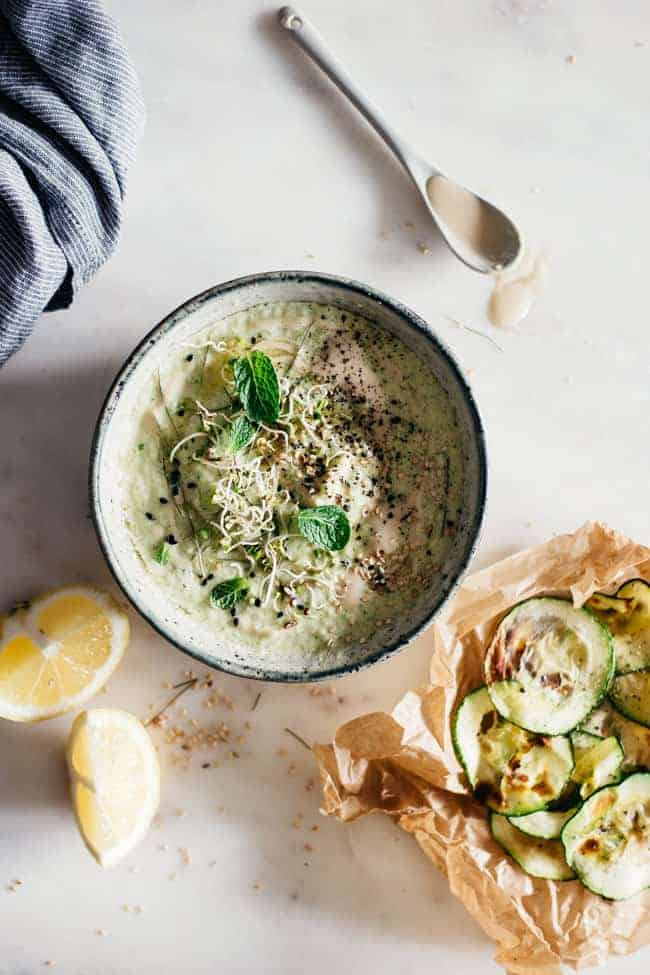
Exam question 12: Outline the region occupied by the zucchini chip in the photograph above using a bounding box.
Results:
[491,813,575,880]
[580,699,650,771]
[485,597,613,735]
[570,731,623,798]
[562,773,650,900]
[453,687,574,816]
[610,670,650,728]
[587,579,650,675]
[507,806,578,841]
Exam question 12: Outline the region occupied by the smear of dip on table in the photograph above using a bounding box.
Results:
[122,303,466,659]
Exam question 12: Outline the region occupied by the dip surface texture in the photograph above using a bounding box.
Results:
[123,302,465,660]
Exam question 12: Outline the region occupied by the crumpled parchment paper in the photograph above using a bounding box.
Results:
[314,522,650,974]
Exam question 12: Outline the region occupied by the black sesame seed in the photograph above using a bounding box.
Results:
[171,485,180,497]
[251,336,257,345]
[233,618,239,627]
[276,611,284,619]
[254,598,261,607]
[177,409,185,417]
[159,497,168,505]
[185,354,194,362]
[145,512,154,521]
[166,534,177,545]
[187,481,197,489]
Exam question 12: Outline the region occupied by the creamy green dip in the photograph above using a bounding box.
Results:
[124,302,465,657]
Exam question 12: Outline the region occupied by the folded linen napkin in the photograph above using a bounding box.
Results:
[0,0,144,365]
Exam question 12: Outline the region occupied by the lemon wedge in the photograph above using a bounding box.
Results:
[67,708,160,867]
[0,586,129,721]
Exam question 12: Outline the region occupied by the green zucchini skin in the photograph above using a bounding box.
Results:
[453,686,574,816]
[490,813,576,880]
[561,772,650,900]
[485,597,614,736]
[507,806,579,840]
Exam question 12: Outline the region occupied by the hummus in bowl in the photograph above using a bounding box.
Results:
[90,272,486,681]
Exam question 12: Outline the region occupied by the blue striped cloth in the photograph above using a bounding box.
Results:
[0,0,144,365]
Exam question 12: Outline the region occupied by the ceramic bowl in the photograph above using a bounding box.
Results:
[90,271,487,682]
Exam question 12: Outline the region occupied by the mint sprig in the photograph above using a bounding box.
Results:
[298,505,350,551]
[210,577,249,610]
[233,351,280,424]
[228,415,256,452]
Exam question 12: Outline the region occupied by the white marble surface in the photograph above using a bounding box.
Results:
[1,1,649,972]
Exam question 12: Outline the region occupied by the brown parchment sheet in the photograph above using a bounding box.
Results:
[314,523,650,975]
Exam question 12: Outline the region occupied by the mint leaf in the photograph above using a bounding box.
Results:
[298,505,350,551]
[154,541,170,565]
[210,577,249,610]
[228,415,256,452]
[233,351,280,424]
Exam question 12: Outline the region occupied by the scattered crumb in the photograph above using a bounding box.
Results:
[417,241,431,255]
[304,778,315,792]
[304,843,313,852]
[378,230,390,240]
[566,54,576,64]
[178,847,191,866]
[404,220,415,228]
[311,825,319,832]
[252,883,261,891]
[95,929,105,936]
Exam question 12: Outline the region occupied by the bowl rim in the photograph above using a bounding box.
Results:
[89,269,488,682]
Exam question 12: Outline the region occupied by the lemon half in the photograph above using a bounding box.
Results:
[0,586,129,721]
[67,708,160,867]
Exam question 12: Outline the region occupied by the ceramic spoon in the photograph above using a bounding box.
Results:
[278,5,522,274]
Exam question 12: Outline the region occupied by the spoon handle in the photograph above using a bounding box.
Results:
[278,6,430,184]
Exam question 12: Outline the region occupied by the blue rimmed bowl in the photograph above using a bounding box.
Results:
[90,271,487,682]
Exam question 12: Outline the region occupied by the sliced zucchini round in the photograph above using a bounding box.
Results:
[610,670,650,728]
[580,700,650,771]
[485,597,614,735]
[570,731,623,798]
[587,579,650,675]
[453,686,574,816]
[491,813,576,880]
[561,772,650,900]
[507,806,578,840]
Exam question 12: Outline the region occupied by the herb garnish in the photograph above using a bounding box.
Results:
[154,541,170,565]
[210,577,250,610]
[233,351,280,424]
[298,505,350,551]
[228,414,256,452]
